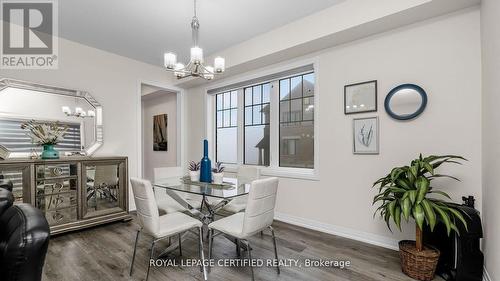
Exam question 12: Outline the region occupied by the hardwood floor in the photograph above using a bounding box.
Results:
[42,216,430,281]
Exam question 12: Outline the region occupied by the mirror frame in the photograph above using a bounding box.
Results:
[384,84,427,121]
[0,78,103,158]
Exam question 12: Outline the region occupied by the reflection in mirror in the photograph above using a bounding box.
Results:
[0,78,103,158]
[86,164,120,214]
[385,84,427,120]
[388,89,423,115]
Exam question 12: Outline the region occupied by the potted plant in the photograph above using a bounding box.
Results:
[20,120,68,160]
[372,155,468,281]
[212,162,225,184]
[188,161,201,181]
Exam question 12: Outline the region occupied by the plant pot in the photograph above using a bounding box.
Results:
[399,240,440,281]
[189,170,200,182]
[212,172,224,184]
[41,144,59,160]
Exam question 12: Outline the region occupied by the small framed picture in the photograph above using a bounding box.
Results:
[353,117,379,154]
[344,80,377,114]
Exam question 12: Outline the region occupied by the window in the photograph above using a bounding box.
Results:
[0,118,82,153]
[212,66,316,175]
[279,73,314,168]
[215,91,238,164]
[244,83,270,166]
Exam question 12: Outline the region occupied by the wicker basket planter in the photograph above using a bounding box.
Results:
[399,240,440,281]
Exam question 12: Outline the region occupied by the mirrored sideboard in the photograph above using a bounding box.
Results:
[0,157,131,235]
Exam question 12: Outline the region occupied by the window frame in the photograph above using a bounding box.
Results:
[206,60,320,180]
[215,90,239,164]
[243,83,271,166]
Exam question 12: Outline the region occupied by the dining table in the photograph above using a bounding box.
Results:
[152,176,251,257]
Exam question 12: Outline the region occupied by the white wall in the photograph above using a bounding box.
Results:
[481,0,500,279]
[0,36,175,209]
[142,90,178,181]
[185,9,482,248]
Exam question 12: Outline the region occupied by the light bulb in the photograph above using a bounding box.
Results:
[190,47,203,64]
[62,106,71,115]
[164,52,177,69]
[214,57,225,73]
[205,66,215,80]
[174,63,186,78]
[88,110,96,117]
[75,107,83,115]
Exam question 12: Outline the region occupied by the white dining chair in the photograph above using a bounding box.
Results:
[221,166,260,214]
[129,178,207,281]
[208,177,280,281]
[153,167,202,212]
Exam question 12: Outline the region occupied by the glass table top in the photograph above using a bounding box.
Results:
[153,177,250,199]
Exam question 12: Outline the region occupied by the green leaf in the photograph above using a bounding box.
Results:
[388,200,396,218]
[396,179,412,190]
[428,174,461,182]
[413,204,425,230]
[416,177,430,203]
[394,206,402,231]
[429,190,452,200]
[446,207,468,231]
[423,162,434,175]
[408,190,417,204]
[421,199,436,231]
[402,198,411,221]
[432,203,452,236]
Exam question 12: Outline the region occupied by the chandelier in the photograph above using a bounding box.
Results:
[163,0,225,80]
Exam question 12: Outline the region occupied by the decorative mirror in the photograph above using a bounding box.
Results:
[384,84,427,120]
[0,78,103,158]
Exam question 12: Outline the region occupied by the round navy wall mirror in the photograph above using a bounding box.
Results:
[384,84,427,120]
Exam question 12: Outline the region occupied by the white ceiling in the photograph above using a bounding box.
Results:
[59,0,344,67]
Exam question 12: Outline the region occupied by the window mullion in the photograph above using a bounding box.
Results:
[237,88,244,165]
[269,81,279,168]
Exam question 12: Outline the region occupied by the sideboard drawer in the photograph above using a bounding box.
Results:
[36,163,78,180]
[36,191,77,211]
[44,207,78,226]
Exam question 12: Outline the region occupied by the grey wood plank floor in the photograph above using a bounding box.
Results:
[42,216,438,281]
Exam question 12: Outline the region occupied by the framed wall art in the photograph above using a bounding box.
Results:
[344,80,377,114]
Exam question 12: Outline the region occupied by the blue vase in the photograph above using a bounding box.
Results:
[199,140,212,183]
[41,144,59,159]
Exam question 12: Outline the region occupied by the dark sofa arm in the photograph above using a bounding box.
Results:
[0,203,50,281]
[0,179,13,192]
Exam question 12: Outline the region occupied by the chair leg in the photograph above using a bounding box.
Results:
[178,233,183,256]
[208,229,214,265]
[236,238,241,257]
[129,229,141,276]
[269,226,280,274]
[246,240,255,281]
[146,240,156,281]
[199,227,208,280]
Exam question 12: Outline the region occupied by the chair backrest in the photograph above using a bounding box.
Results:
[237,166,260,184]
[130,178,159,234]
[94,165,119,187]
[154,167,184,181]
[242,177,279,236]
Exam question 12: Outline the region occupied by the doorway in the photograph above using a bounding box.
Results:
[140,83,181,181]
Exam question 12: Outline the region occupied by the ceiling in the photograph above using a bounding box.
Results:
[59,0,344,67]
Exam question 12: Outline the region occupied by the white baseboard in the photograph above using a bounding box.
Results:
[483,267,492,281]
[274,212,400,251]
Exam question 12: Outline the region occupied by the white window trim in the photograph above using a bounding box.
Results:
[205,57,320,181]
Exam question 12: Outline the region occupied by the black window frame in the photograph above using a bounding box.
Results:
[243,83,271,166]
[278,72,315,168]
[215,90,238,164]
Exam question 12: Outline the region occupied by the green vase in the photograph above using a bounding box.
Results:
[41,144,59,159]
